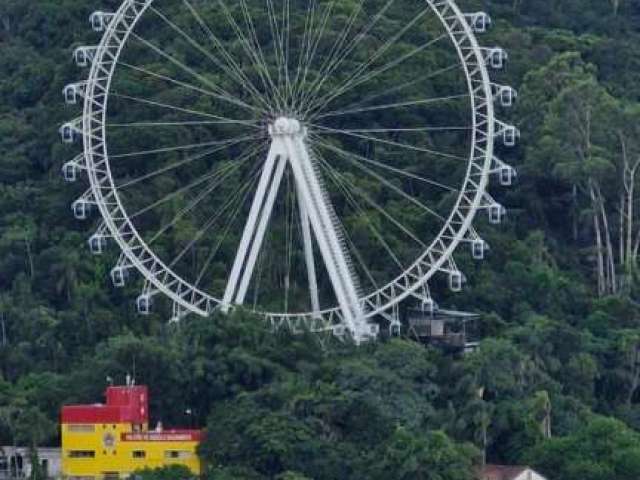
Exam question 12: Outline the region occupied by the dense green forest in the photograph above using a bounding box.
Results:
[3,0,640,479]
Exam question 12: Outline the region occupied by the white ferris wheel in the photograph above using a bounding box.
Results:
[61,0,518,344]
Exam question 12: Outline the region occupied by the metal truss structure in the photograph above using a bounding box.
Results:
[61,0,517,344]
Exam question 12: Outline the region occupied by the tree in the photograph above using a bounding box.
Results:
[132,465,196,480]
[544,77,619,295]
[528,416,640,480]
[368,428,477,480]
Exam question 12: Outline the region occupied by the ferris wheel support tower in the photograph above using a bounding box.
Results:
[223,117,370,341]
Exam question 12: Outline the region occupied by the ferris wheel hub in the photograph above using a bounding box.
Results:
[270,117,303,136]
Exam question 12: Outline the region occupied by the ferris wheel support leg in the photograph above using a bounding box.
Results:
[297,190,321,317]
[234,153,288,304]
[284,135,369,343]
[222,141,287,312]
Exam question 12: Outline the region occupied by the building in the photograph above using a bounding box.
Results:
[406,307,480,354]
[0,447,61,479]
[61,384,202,479]
[481,465,548,480]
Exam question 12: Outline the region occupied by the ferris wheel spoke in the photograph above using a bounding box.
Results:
[130,30,261,115]
[145,146,264,246]
[318,63,463,120]
[306,159,377,293]
[297,0,356,106]
[148,167,243,244]
[315,149,405,273]
[128,149,257,219]
[317,155,427,249]
[310,124,467,162]
[312,137,458,193]
[117,61,259,115]
[147,5,267,114]
[214,0,285,110]
[168,166,262,270]
[195,159,267,287]
[115,138,248,189]
[265,0,289,107]
[307,33,448,117]
[290,0,318,110]
[194,181,255,287]
[304,4,432,112]
[292,173,322,315]
[282,0,293,107]
[343,223,380,291]
[299,0,391,110]
[109,134,260,159]
[313,93,469,120]
[231,0,279,109]
[180,0,272,113]
[131,163,236,221]
[312,137,445,221]
[111,93,261,127]
[293,0,339,110]
[108,120,251,128]
[235,0,281,109]
[326,126,471,134]
[282,170,295,312]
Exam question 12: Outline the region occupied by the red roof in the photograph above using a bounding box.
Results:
[61,386,149,424]
[481,465,529,480]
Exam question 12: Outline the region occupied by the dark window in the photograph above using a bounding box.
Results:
[68,451,95,458]
[132,451,146,459]
[165,451,190,460]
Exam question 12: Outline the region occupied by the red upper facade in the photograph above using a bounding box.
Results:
[61,385,149,424]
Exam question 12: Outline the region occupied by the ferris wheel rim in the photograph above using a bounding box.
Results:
[80,0,496,324]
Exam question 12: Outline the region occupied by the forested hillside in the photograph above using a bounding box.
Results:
[2,1,640,479]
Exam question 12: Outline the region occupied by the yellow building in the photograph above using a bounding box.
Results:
[61,385,202,479]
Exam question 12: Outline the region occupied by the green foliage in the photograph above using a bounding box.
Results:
[1,1,640,479]
[368,428,477,480]
[132,465,196,480]
[528,417,640,480]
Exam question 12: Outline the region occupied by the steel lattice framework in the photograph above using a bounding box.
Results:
[61,0,518,343]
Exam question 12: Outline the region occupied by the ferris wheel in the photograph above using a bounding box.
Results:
[61,0,518,344]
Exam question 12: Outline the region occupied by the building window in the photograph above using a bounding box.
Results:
[132,451,146,459]
[164,450,191,459]
[68,424,95,433]
[68,451,96,459]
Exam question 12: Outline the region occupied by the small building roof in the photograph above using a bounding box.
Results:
[481,464,546,480]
